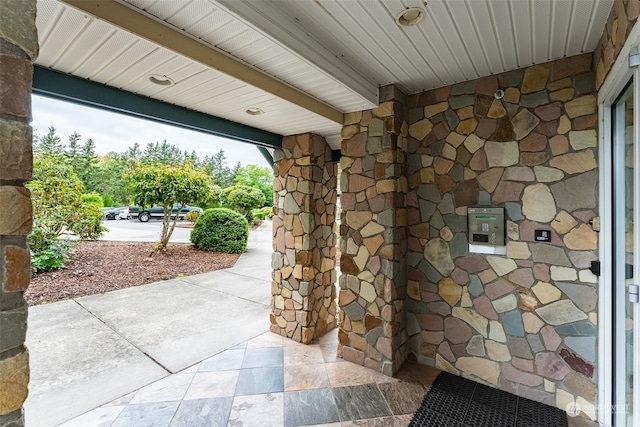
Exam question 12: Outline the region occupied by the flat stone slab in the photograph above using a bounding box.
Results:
[25,300,168,427]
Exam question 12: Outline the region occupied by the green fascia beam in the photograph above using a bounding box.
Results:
[32,66,283,149]
[258,146,273,164]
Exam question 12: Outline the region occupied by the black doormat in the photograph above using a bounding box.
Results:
[409,372,568,427]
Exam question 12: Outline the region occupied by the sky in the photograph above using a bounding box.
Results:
[31,95,270,168]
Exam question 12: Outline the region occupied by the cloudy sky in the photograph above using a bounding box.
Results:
[31,95,270,167]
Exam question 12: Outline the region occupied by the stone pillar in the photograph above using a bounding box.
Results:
[271,133,338,344]
[338,86,409,376]
[0,1,37,426]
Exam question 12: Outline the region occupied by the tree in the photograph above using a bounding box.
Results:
[234,164,274,206]
[65,133,100,193]
[34,126,65,156]
[27,155,105,272]
[202,149,235,187]
[126,162,213,249]
[142,140,188,166]
[220,184,266,220]
[77,138,100,193]
[93,151,139,205]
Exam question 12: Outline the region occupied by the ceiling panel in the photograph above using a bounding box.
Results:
[121,0,375,112]
[532,1,552,64]
[35,0,346,149]
[227,0,612,93]
[466,1,504,74]
[35,0,613,153]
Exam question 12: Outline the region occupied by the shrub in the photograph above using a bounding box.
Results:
[28,155,105,273]
[251,206,273,220]
[220,185,266,221]
[29,227,72,273]
[184,210,200,224]
[190,208,248,254]
[81,192,104,207]
[102,194,114,207]
[72,203,107,240]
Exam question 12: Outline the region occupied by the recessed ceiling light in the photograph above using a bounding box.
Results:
[245,107,264,116]
[148,74,175,86]
[395,7,426,27]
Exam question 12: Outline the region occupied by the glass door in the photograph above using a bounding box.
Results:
[613,81,637,427]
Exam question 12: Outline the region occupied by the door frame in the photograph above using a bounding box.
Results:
[598,23,640,425]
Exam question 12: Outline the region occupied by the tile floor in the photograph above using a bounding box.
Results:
[59,329,598,427]
[59,329,429,427]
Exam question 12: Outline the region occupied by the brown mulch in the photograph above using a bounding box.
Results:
[25,241,240,306]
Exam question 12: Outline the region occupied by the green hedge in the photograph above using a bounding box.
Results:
[251,206,273,220]
[190,208,248,254]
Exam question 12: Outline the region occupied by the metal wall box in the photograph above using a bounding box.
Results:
[468,207,506,255]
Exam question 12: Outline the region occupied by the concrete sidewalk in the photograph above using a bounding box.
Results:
[24,222,273,427]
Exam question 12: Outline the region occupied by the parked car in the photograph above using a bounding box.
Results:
[129,204,202,222]
[101,206,131,220]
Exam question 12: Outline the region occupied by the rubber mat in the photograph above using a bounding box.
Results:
[409,372,568,427]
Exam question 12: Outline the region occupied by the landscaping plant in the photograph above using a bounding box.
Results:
[28,155,105,273]
[190,208,248,254]
[127,161,213,250]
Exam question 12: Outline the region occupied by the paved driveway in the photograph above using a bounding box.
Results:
[100,218,193,243]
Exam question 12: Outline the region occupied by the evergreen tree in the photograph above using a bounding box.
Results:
[35,126,65,156]
[202,149,235,187]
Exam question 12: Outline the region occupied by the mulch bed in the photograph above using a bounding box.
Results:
[25,241,240,306]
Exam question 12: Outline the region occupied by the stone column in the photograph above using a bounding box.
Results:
[0,1,37,426]
[271,133,338,344]
[338,86,409,376]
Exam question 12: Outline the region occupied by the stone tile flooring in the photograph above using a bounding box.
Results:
[59,329,598,427]
[59,329,424,427]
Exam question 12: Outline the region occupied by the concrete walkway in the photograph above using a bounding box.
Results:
[24,222,273,427]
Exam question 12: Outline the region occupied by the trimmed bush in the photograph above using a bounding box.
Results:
[184,210,200,224]
[251,206,273,220]
[190,208,248,253]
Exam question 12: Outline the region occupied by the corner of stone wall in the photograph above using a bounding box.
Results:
[271,133,338,344]
[0,1,37,425]
[338,85,410,376]
[595,0,639,88]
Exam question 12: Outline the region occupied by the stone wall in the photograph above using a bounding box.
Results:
[595,0,640,89]
[0,1,37,426]
[403,54,599,417]
[339,54,600,417]
[271,134,338,344]
[338,87,409,376]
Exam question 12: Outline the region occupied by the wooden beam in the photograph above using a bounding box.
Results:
[60,0,344,124]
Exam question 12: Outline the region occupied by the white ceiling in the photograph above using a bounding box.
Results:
[35,0,613,150]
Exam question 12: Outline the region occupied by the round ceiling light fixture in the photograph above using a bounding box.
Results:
[245,107,264,116]
[395,7,426,27]
[148,74,175,86]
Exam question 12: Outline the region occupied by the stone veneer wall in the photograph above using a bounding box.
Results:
[271,134,338,344]
[340,54,601,416]
[403,54,599,416]
[338,87,409,376]
[595,0,639,89]
[0,1,37,426]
